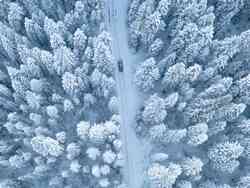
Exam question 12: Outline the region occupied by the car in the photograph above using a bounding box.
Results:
[117,59,124,72]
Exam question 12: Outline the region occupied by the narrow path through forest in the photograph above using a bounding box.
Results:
[104,1,151,188]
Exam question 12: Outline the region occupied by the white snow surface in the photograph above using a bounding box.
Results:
[104,0,151,188]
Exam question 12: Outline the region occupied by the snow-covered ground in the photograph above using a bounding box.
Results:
[105,0,151,187]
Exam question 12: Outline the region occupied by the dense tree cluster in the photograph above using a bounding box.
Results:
[1,0,250,187]
[130,0,250,187]
[0,0,122,187]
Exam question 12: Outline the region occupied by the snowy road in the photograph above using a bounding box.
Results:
[104,0,150,188]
